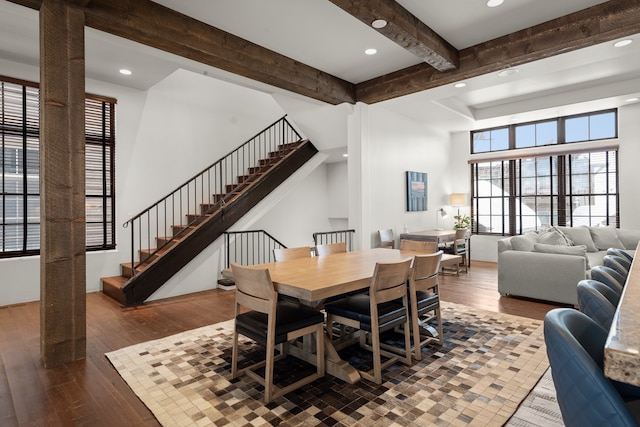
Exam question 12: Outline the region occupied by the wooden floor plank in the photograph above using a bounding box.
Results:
[0,262,565,426]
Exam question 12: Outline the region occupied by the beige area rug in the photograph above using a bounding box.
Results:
[105,302,549,426]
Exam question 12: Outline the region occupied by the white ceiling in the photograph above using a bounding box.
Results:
[1,0,639,136]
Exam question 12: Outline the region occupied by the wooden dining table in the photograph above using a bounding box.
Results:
[604,243,640,386]
[246,248,455,383]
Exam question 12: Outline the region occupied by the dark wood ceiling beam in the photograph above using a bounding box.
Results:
[356,0,640,104]
[328,0,458,72]
[8,0,356,105]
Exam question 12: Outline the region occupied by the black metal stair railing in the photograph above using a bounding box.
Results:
[313,229,356,251]
[123,116,302,276]
[223,230,288,268]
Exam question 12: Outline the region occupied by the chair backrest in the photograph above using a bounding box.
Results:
[577,280,617,329]
[603,254,631,277]
[399,239,438,253]
[454,228,468,240]
[370,258,412,304]
[578,279,620,306]
[231,263,275,314]
[607,248,634,263]
[544,309,639,427]
[410,251,442,292]
[591,265,626,294]
[273,246,312,262]
[378,240,394,249]
[315,241,347,256]
[379,229,394,242]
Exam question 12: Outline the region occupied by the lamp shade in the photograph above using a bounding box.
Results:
[449,193,467,206]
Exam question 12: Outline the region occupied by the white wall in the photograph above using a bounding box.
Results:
[363,104,452,248]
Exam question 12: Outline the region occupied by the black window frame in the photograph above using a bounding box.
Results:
[470,109,618,236]
[0,75,116,257]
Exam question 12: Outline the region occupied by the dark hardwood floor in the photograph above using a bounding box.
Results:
[0,261,567,426]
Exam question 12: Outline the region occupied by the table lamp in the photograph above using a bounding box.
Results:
[436,207,448,230]
[449,193,467,216]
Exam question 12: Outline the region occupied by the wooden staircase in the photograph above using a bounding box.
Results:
[101,139,318,306]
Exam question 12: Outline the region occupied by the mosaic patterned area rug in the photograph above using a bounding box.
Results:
[106,302,548,426]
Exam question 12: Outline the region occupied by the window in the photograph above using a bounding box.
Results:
[471,109,618,235]
[0,76,116,256]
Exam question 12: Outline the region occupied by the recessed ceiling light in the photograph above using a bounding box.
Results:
[372,19,387,29]
[487,0,504,7]
[626,97,639,102]
[343,153,349,157]
[119,69,132,75]
[454,82,466,88]
[614,39,633,48]
[497,68,518,77]
[365,48,377,55]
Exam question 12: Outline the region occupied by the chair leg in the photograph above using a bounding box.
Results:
[231,328,240,378]
[411,300,422,361]
[264,334,276,403]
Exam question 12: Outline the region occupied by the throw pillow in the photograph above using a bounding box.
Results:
[557,226,598,252]
[545,226,573,245]
[511,233,538,251]
[589,226,624,250]
[533,243,590,269]
[537,230,567,246]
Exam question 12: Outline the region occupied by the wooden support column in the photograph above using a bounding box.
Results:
[39,0,86,367]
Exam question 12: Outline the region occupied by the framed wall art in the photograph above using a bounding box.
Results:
[406,171,428,211]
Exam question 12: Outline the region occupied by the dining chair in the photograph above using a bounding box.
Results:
[443,229,468,273]
[544,309,640,427]
[273,246,312,261]
[603,254,631,278]
[577,280,617,330]
[399,239,438,253]
[324,258,413,384]
[378,229,395,249]
[408,251,443,360]
[315,241,347,256]
[230,263,325,403]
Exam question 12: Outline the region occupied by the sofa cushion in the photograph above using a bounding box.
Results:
[589,226,624,250]
[616,228,640,250]
[538,230,568,246]
[533,243,590,269]
[546,226,573,245]
[511,232,538,251]
[557,226,598,252]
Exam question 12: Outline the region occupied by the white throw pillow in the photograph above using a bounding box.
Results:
[533,243,590,269]
[589,226,624,250]
[511,233,538,251]
[537,230,567,246]
[557,226,598,252]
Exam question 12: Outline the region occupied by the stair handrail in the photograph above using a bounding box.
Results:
[123,116,303,276]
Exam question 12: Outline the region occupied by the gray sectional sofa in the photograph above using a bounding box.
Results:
[497,226,640,305]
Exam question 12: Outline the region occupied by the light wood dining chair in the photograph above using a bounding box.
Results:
[324,258,413,384]
[315,241,347,256]
[408,251,443,360]
[378,229,395,249]
[443,229,468,273]
[230,263,325,403]
[399,239,438,253]
[273,246,312,261]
